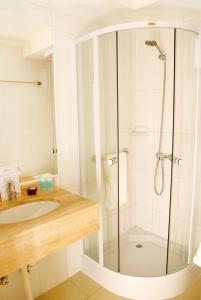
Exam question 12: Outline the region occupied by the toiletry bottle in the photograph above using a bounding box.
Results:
[39,177,46,190]
[47,177,53,189]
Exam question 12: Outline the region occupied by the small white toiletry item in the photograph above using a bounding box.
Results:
[0,180,9,201]
[0,165,21,201]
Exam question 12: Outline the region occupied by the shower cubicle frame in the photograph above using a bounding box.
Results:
[75,22,201,300]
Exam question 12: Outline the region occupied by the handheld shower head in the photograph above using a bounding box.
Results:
[145,40,166,61]
[145,40,157,46]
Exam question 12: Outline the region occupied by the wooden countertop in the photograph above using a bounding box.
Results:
[0,188,99,277]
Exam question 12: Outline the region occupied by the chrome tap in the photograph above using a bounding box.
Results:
[156,152,183,166]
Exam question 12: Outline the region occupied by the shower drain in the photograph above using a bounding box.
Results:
[136,244,143,248]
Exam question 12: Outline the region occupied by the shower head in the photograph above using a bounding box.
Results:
[145,40,166,61]
[145,40,157,46]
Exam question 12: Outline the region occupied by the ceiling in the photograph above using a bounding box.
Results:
[0,0,52,42]
[0,0,201,43]
[29,0,201,11]
[159,0,201,11]
[28,0,160,11]
[29,0,201,16]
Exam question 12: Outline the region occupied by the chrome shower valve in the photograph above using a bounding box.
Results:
[156,152,183,166]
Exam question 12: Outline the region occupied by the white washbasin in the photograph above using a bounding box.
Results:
[0,200,60,224]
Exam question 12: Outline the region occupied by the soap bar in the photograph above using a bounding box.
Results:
[27,187,37,196]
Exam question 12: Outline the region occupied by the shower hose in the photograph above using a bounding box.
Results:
[154,59,167,196]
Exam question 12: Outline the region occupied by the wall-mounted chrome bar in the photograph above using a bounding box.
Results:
[92,149,128,163]
[0,80,42,86]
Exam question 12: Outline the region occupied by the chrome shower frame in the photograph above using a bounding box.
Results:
[75,21,201,300]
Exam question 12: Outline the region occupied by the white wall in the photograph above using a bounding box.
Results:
[0,11,101,300]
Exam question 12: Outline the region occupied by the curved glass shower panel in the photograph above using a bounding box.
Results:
[118,28,175,277]
[76,24,199,279]
[77,40,99,262]
[99,32,119,272]
[167,29,199,273]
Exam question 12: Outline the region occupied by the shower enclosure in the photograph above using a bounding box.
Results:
[76,22,201,299]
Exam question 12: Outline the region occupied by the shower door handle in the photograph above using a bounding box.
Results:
[107,157,117,166]
[167,155,183,166]
[173,157,183,166]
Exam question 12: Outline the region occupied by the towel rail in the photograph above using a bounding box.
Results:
[0,80,42,86]
[92,149,128,163]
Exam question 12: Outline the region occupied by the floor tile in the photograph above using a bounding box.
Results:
[69,272,101,296]
[36,280,87,300]
[36,271,201,300]
[88,287,130,300]
[170,277,201,300]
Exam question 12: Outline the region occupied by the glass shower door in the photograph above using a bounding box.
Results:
[77,39,99,262]
[117,27,175,276]
[99,32,119,272]
[77,26,198,277]
[167,29,199,273]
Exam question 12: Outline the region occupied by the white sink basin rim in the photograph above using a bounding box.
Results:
[0,200,60,224]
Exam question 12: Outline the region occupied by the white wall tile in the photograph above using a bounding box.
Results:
[135,133,155,172]
[153,174,171,214]
[135,170,153,209]
[135,204,153,231]
[152,211,169,239]
[169,217,190,248]
[154,88,173,134]
[171,177,193,222]
[99,32,117,91]
[79,135,96,184]
[118,30,136,91]
[134,89,155,131]
[119,89,132,134]
[173,133,195,180]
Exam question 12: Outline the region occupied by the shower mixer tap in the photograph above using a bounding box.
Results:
[156,152,183,166]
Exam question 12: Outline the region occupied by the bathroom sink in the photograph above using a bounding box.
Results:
[0,200,60,224]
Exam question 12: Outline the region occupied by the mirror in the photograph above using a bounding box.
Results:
[0,1,57,177]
